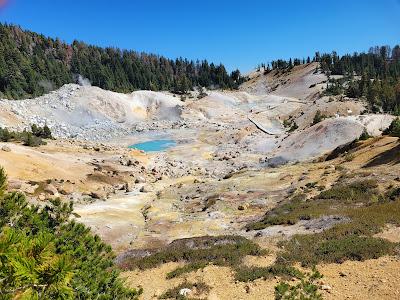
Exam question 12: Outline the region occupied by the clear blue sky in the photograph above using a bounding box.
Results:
[0,0,399,72]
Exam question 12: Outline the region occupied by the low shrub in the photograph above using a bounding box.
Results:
[312,110,327,125]
[358,129,371,141]
[0,127,11,142]
[247,180,382,231]
[0,124,53,147]
[167,262,208,279]
[318,179,378,203]
[289,122,298,132]
[31,124,53,139]
[22,131,46,147]
[383,118,400,137]
[276,199,400,266]
[120,235,265,279]
[247,178,400,267]
[274,269,323,300]
[278,233,396,267]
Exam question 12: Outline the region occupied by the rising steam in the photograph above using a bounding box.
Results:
[74,74,92,87]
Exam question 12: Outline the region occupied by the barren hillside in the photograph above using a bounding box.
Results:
[1,62,399,300]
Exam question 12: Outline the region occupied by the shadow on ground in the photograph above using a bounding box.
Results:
[364,143,400,168]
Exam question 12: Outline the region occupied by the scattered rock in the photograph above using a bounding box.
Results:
[125,182,134,193]
[21,183,38,194]
[135,176,146,184]
[7,180,22,190]
[115,184,126,190]
[245,285,251,293]
[58,185,74,195]
[44,184,59,196]
[179,288,191,297]
[90,191,107,199]
[140,185,151,193]
[1,145,11,152]
[238,203,250,211]
[321,285,332,291]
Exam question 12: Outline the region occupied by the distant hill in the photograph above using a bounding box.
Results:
[0,23,244,99]
[251,45,400,114]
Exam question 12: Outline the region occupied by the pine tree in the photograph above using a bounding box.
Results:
[0,167,142,299]
[0,23,241,99]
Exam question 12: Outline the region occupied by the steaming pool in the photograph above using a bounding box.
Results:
[128,139,177,152]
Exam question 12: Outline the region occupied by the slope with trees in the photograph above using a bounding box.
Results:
[259,45,400,114]
[0,23,244,99]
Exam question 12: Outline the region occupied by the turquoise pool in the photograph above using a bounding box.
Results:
[128,139,176,152]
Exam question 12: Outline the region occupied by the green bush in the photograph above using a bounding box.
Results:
[247,180,381,231]
[0,124,53,147]
[289,122,299,132]
[0,127,11,142]
[384,118,400,137]
[312,110,327,125]
[358,128,371,140]
[248,178,400,267]
[278,233,396,267]
[276,198,400,266]
[318,179,378,203]
[274,269,323,300]
[166,262,208,279]
[22,131,46,147]
[0,167,141,299]
[31,124,53,139]
[120,235,266,280]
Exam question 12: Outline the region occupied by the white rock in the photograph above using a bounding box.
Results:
[179,288,192,296]
[1,145,11,152]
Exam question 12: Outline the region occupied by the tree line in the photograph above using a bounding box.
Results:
[258,45,400,114]
[0,23,244,99]
[318,46,400,114]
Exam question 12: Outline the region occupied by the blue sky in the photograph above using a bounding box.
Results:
[0,0,399,72]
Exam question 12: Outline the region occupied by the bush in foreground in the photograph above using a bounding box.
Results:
[0,167,141,299]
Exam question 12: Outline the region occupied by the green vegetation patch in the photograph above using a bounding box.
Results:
[0,167,141,299]
[278,233,396,267]
[274,269,323,300]
[312,110,327,125]
[0,124,53,147]
[120,235,265,278]
[247,178,400,267]
[276,191,400,266]
[384,117,400,137]
[247,180,380,230]
[318,179,378,203]
[119,234,312,283]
